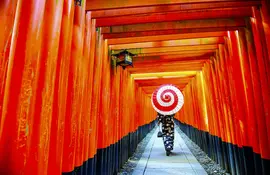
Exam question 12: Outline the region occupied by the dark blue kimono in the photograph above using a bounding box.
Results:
[157,113,175,151]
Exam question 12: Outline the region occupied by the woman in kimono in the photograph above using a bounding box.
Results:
[157,113,175,156]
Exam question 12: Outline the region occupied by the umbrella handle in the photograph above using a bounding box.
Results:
[159,123,162,132]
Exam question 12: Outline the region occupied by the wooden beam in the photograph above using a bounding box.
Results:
[131,71,198,79]
[128,64,204,74]
[133,60,207,68]
[134,54,211,60]
[103,26,241,39]
[134,56,210,65]
[110,37,224,50]
[141,85,187,93]
[101,18,246,34]
[87,0,260,11]
[139,84,189,88]
[96,7,252,26]
[141,84,187,89]
[136,77,193,86]
[113,45,218,54]
[134,75,195,80]
[135,76,194,81]
[108,31,226,44]
[134,50,215,57]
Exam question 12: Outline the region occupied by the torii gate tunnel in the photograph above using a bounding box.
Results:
[0,0,270,175]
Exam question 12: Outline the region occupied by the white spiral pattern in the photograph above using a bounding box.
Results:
[151,84,184,115]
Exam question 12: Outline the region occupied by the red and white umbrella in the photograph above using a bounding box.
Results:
[151,84,184,115]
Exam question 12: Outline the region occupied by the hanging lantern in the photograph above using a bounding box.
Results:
[111,50,135,69]
[74,0,82,6]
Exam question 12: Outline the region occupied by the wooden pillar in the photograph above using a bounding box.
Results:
[238,28,259,155]
[0,0,18,119]
[218,45,235,172]
[250,7,270,160]
[88,19,97,160]
[201,64,216,138]
[47,0,75,174]
[0,0,46,174]
[217,45,233,145]
[92,27,104,174]
[98,39,110,150]
[82,11,92,165]
[62,1,86,172]
[25,0,65,174]
[244,21,267,174]
[223,37,240,175]
[261,0,270,63]
[208,60,222,140]
[249,8,270,174]
[73,1,86,169]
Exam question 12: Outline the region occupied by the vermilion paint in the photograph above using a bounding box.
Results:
[0,0,46,174]
[48,0,75,174]
[0,0,17,121]
[0,1,269,174]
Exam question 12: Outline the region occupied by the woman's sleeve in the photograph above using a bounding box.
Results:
[157,115,162,122]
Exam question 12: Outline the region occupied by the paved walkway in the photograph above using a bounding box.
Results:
[132,127,208,175]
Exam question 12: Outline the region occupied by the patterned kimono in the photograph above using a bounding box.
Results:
[157,113,175,151]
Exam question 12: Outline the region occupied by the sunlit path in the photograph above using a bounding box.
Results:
[133,127,207,175]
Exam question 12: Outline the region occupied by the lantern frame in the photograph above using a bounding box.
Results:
[111,50,135,69]
[74,0,82,6]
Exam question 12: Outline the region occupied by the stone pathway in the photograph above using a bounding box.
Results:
[132,128,207,175]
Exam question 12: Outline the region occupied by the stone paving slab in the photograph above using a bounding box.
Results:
[132,127,208,175]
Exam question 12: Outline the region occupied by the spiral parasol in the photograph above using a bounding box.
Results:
[151,84,184,115]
